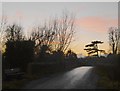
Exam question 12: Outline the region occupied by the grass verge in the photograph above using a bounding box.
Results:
[95,65,120,90]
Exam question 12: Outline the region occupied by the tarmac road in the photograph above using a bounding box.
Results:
[23,66,99,89]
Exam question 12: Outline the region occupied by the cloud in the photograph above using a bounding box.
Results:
[75,16,117,32]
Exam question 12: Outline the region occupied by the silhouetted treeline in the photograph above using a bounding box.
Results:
[2,12,78,75]
[3,40,79,75]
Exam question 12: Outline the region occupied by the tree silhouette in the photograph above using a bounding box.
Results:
[2,11,77,74]
[30,26,55,55]
[108,27,120,54]
[5,24,24,41]
[66,49,77,60]
[30,11,75,56]
[0,17,7,51]
[4,23,35,72]
[52,12,75,52]
[84,40,105,57]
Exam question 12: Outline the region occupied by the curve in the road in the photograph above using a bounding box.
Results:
[24,66,99,89]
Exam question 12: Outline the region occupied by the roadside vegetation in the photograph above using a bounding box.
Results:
[94,54,120,90]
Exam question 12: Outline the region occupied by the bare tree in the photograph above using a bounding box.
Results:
[30,12,75,54]
[0,17,7,49]
[6,23,24,41]
[30,24,55,55]
[49,12,75,52]
[108,27,120,54]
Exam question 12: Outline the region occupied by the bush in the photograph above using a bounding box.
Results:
[4,40,35,72]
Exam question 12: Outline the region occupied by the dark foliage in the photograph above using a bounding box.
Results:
[4,40,35,72]
[84,40,105,56]
[66,49,77,61]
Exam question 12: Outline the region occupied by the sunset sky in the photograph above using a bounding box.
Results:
[2,2,118,56]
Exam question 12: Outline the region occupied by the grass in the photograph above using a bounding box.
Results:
[95,65,120,90]
[2,74,42,89]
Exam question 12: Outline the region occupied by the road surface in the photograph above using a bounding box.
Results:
[23,66,99,89]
